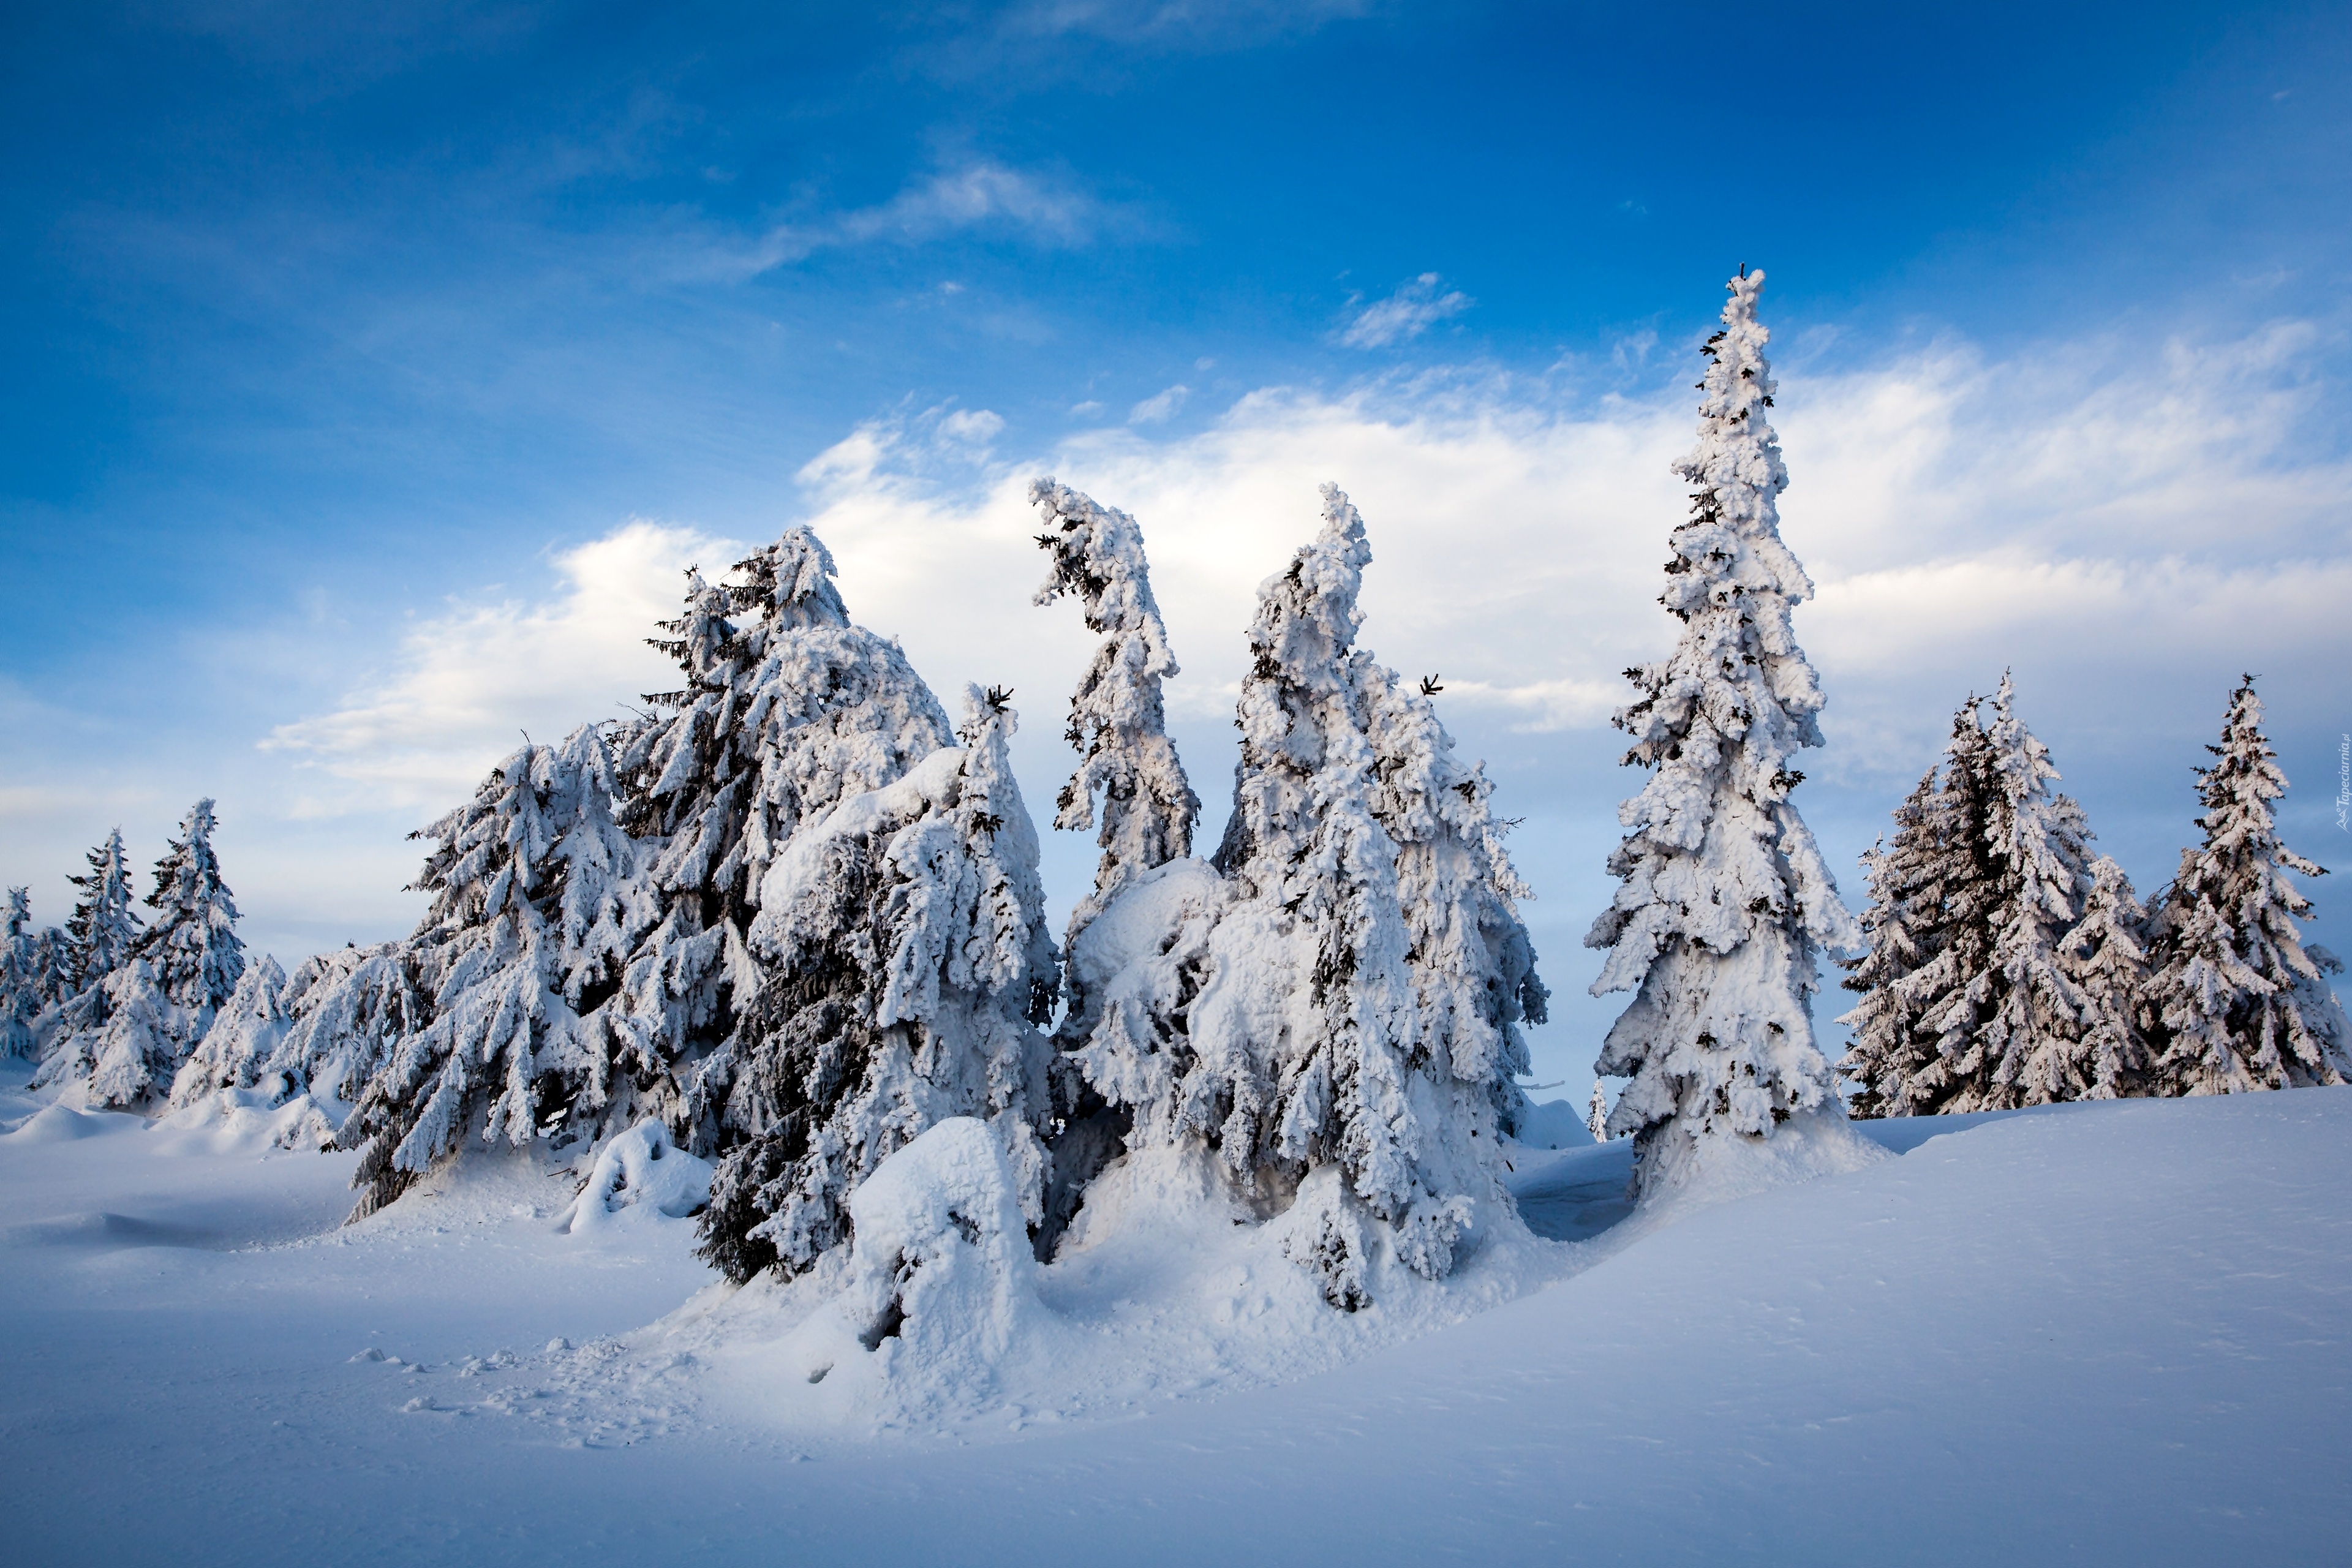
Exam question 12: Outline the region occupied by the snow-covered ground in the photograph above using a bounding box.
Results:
[4,1060,2346,1565]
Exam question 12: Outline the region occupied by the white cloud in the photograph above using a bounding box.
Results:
[936,407,1006,453]
[254,320,2352,814]
[1128,384,1190,423]
[99,312,2348,989]
[1340,273,1474,349]
[263,520,737,812]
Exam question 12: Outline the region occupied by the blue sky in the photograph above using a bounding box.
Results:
[5,1,2350,1084]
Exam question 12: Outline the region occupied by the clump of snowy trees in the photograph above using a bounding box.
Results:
[7,261,2343,1354]
[9,804,251,1109]
[0,480,1547,1312]
[1838,674,2349,1111]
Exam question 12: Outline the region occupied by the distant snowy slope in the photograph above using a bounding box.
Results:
[2,1067,2345,1566]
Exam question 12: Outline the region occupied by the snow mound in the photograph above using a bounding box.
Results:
[1512,1097,1596,1150]
[1642,1107,1891,1218]
[564,1121,715,1235]
[149,1085,337,1155]
[2,1101,112,1144]
[766,1118,1046,1419]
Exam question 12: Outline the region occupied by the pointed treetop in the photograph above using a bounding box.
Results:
[735,524,849,631]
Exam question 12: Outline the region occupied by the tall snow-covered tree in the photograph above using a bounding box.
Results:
[64,829,141,998]
[1585,269,1858,1200]
[1027,478,1209,1239]
[2059,856,2157,1098]
[334,724,655,1219]
[2149,677,2351,1093]
[1030,478,1200,951]
[611,527,955,1117]
[2,888,40,1059]
[695,685,1058,1284]
[135,799,246,1039]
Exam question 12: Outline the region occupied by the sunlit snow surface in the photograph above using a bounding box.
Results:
[3,1059,2346,1566]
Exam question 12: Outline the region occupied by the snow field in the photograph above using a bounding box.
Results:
[5,1055,2346,1565]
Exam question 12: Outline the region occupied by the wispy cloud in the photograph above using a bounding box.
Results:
[981,0,1371,58]
[1128,384,1189,423]
[1339,273,1474,348]
[688,162,1131,282]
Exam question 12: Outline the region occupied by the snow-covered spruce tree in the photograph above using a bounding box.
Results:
[1154,485,1536,1303]
[334,724,655,1219]
[1956,674,2100,1109]
[2,888,41,1059]
[1838,700,2006,1116]
[31,831,149,1094]
[1835,767,1940,1118]
[695,685,1058,1284]
[2059,856,2157,1098]
[63,828,141,1000]
[1027,478,1210,1235]
[612,527,955,1133]
[77,961,182,1109]
[1029,478,1200,948]
[134,799,246,1041]
[1586,1080,1610,1142]
[2148,677,2351,1093]
[1357,655,1548,1156]
[249,943,429,1118]
[170,953,291,1104]
[1584,268,1858,1201]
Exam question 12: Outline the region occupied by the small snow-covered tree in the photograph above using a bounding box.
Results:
[1959,674,2098,1109]
[171,954,291,1103]
[2060,856,2156,1098]
[1586,1080,1610,1142]
[135,799,246,1040]
[612,527,955,1118]
[63,829,141,998]
[334,725,655,1218]
[80,961,181,1109]
[696,686,1058,1284]
[2148,677,2351,1093]
[1358,657,1548,1158]
[1030,478,1200,949]
[2,888,42,1059]
[1585,269,1858,1200]
[1836,767,1940,1118]
[32,831,151,1096]
[260,944,431,1117]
